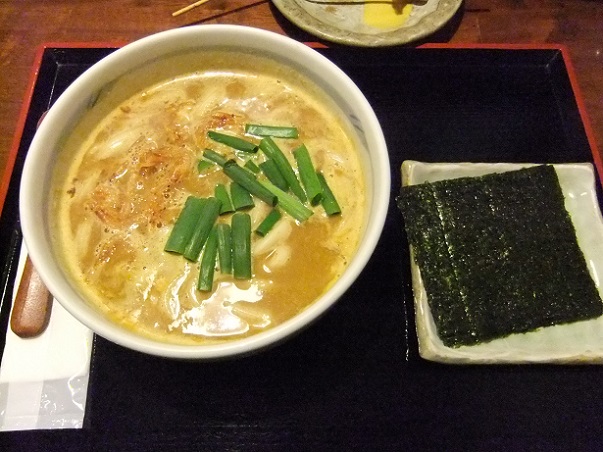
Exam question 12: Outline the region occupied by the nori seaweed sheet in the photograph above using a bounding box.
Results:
[397,165,603,347]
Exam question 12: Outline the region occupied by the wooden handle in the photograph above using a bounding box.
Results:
[10,256,53,338]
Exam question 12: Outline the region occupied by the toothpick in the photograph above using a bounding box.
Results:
[172,0,212,17]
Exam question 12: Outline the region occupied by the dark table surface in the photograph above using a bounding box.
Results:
[1,43,603,451]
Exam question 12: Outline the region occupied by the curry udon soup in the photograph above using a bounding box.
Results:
[51,50,367,345]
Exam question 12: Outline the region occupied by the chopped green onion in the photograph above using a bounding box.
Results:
[293,144,323,206]
[198,226,219,292]
[197,159,214,173]
[244,159,261,174]
[230,182,255,211]
[216,223,232,274]
[256,209,282,236]
[223,160,278,207]
[208,130,258,153]
[231,212,252,280]
[245,124,299,139]
[183,197,222,262]
[259,180,313,222]
[259,159,289,192]
[317,172,341,215]
[164,196,206,255]
[214,184,235,215]
[259,137,307,203]
[202,149,228,166]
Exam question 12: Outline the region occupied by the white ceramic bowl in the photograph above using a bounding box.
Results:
[20,25,390,359]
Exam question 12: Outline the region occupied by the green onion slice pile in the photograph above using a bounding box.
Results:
[164,123,343,292]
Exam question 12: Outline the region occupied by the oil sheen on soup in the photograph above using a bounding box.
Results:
[51,51,366,345]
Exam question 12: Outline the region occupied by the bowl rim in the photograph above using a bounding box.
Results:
[19,24,391,359]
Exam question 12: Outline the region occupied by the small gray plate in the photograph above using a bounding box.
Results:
[272,0,463,46]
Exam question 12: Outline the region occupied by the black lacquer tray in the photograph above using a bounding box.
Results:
[1,44,602,450]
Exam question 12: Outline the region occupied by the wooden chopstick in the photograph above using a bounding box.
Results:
[172,0,212,17]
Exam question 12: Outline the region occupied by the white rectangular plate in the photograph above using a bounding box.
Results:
[402,161,603,364]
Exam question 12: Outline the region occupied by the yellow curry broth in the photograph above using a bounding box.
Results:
[51,51,366,344]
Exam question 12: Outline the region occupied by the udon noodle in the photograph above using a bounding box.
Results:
[50,50,366,344]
